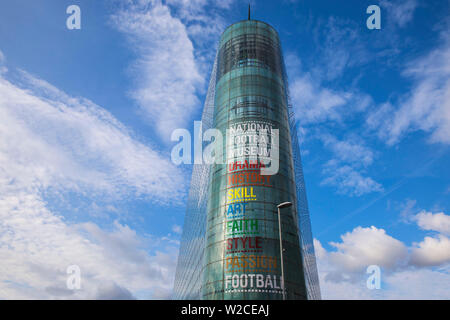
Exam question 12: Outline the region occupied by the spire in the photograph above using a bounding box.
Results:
[248,3,251,20]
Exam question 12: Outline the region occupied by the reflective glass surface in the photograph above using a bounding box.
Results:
[174,20,320,300]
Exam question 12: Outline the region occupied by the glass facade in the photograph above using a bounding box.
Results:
[173,19,320,300]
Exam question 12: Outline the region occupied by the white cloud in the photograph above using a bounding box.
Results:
[378,267,450,299]
[0,193,178,299]
[413,210,450,235]
[368,31,450,145]
[398,198,418,221]
[319,134,374,167]
[172,224,182,234]
[315,223,450,299]
[380,0,418,28]
[0,54,185,299]
[321,161,383,196]
[0,49,6,74]
[286,25,373,127]
[318,259,450,299]
[165,0,231,37]
[288,62,379,197]
[408,210,450,268]
[0,1,235,298]
[289,74,372,127]
[290,74,352,124]
[166,0,234,77]
[110,0,204,142]
[410,235,450,267]
[316,134,381,196]
[286,48,377,199]
[317,216,450,281]
[316,17,370,81]
[110,0,237,140]
[93,281,136,300]
[327,226,408,276]
[0,70,185,202]
[313,238,327,260]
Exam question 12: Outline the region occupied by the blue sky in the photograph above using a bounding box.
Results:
[0,0,449,299]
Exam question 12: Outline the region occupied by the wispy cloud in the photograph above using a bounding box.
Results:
[0,69,185,202]
[321,160,383,196]
[290,74,355,124]
[166,0,232,76]
[109,0,233,142]
[315,134,381,196]
[367,30,450,145]
[287,61,380,196]
[111,0,234,142]
[0,0,236,300]
[287,37,372,127]
[172,224,182,234]
[380,0,418,28]
[285,17,377,198]
[319,134,375,167]
[110,0,204,141]
[0,53,185,298]
[311,17,370,82]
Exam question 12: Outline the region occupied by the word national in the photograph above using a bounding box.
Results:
[228,122,274,136]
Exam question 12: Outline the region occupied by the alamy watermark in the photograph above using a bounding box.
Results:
[170,121,280,175]
[66,264,81,290]
[366,5,381,30]
[66,5,81,30]
[366,265,381,290]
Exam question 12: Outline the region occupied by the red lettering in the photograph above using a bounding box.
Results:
[226,237,263,251]
[227,239,232,250]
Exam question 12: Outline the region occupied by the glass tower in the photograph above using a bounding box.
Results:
[173,19,320,300]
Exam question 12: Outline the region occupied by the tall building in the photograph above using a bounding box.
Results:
[173,17,320,300]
